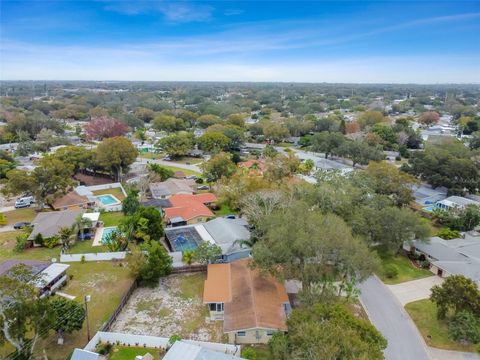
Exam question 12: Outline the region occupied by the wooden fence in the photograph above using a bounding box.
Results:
[101,280,138,332]
[171,264,207,274]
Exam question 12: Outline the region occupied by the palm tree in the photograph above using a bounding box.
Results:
[58,226,75,252]
[75,215,92,241]
[233,238,256,249]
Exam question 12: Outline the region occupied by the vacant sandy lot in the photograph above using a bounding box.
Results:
[111,273,223,342]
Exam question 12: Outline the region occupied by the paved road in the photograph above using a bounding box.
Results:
[0,225,15,233]
[359,276,430,360]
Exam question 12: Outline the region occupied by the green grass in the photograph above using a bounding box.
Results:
[177,273,206,300]
[0,231,61,262]
[376,249,432,285]
[109,346,163,360]
[213,203,239,217]
[2,207,37,225]
[139,152,165,160]
[92,187,126,200]
[161,165,201,177]
[174,157,203,165]
[100,211,125,227]
[67,239,109,254]
[242,345,273,360]
[405,299,477,352]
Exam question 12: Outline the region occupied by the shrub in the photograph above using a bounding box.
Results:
[0,213,7,226]
[96,343,113,355]
[43,236,59,248]
[14,233,28,253]
[241,347,257,360]
[182,250,194,265]
[421,260,430,269]
[437,228,461,240]
[34,233,44,246]
[384,264,399,279]
[448,311,480,344]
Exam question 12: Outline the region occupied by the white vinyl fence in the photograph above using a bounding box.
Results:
[60,252,127,262]
[84,331,242,357]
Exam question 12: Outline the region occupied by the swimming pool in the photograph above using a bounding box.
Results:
[172,235,199,252]
[101,226,118,244]
[96,194,121,206]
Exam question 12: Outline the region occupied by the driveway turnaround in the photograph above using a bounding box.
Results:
[387,276,444,306]
[359,276,430,360]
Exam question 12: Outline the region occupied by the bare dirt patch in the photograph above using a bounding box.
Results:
[111,273,223,342]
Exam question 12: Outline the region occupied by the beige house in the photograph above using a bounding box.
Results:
[203,259,290,344]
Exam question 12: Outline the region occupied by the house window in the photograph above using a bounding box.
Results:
[209,303,224,312]
[237,331,246,336]
[267,330,274,336]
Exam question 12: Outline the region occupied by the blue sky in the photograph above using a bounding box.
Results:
[1,1,480,83]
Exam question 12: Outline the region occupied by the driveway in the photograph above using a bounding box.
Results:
[387,276,444,306]
[359,276,430,360]
[429,347,480,360]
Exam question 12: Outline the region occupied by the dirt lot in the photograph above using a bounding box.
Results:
[111,273,223,342]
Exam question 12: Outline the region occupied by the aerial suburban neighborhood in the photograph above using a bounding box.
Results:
[1,1,480,360]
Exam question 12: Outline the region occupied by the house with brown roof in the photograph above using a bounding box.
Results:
[164,193,217,225]
[52,190,94,211]
[203,259,290,344]
[238,159,267,176]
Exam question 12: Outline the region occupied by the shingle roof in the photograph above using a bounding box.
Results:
[149,179,195,199]
[0,260,49,277]
[163,341,240,360]
[205,259,289,333]
[28,209,85,240]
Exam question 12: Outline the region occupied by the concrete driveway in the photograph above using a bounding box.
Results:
[387,276,444,306]
[359,276,430,360]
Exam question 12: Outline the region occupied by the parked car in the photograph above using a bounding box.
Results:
[13,222,31,230]
[224,215,236,220]
[78,232,94,240]
[163,156,172,161]
[15,196,34,208]
[197,185,210,190]
[186,175,198,180]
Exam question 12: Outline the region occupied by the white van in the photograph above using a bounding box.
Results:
[15,196,34,208]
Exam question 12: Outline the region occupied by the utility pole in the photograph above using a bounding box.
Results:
[84,295,91,341]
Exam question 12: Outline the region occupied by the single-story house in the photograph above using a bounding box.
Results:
[203,259,290,344]
[434,196,480,212]
[165,217,251,261]
[149,178,195,199]
[163,193,217,225]
[28,210,98,243]
[412,184,447,206]
[52,190,95,211]
[403,232,480,286]
[0,260,69,297]
[163,341,242,360]
[238,159,267,176]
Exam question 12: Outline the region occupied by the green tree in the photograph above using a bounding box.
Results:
[122,187,140,216]
[156,132,194,158]
[152,114,186,132]
[268,303,387,360]
[148,163,174,181]
[200,152,236,182]
[430,275,480,319]
[252,201,377,294]
[310,131,345,158]
[58,226,76,252]
[448,310,480,344]
[104,230,128,252]
[53,146,94,173]
[0,265,54,360]
[49,297,85,338]
[95,136,138,181]
[197,114,222,128]
[120,206,164,243]
[263,144,278,158]
[358,111,385,129]
[198,131,230,153]
[137,241,172,286]
[193,242,222,265]
[338,140,384,167]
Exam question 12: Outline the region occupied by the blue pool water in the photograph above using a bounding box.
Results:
[423,205,436,212]
[96,194,119,206]
[101,227,118,244]
[172,235,199,252]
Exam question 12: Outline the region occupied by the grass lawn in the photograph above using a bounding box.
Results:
[37,262,134,360]
[177,273,205,300]
[213,203,239,217]
[0,231,61,262]
[109,346,164,360]
[92,187,126,201]
[174,156,203,165]
[2,207,37,225]
[67,239,109,254]
[139,152,165,160]
[242,345,273,360]
[100,211,125,227]
[376,249,432,285]
[405,299,477,352]
[161,164,201,177]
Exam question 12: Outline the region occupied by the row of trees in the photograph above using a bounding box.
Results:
[1,137,138,208]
